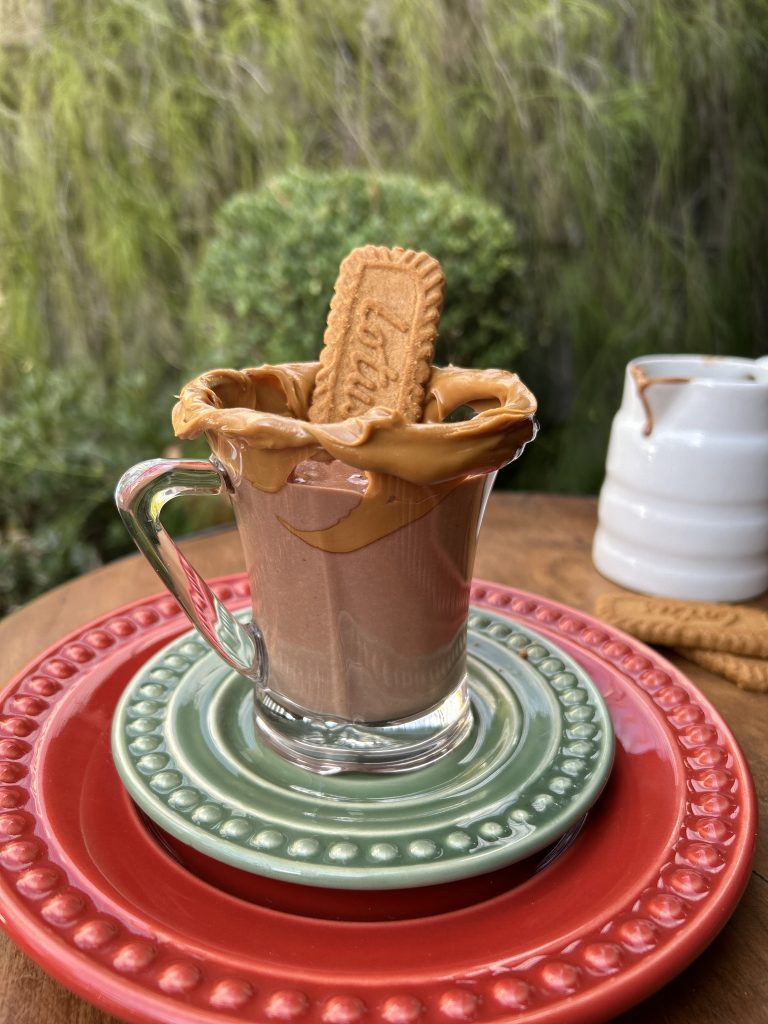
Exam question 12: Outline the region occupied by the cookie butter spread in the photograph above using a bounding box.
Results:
[171,247,537,722]
[173,362,536,488]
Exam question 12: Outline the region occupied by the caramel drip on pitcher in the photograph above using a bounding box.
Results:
[630,365,691,436]
[172,362,537,550]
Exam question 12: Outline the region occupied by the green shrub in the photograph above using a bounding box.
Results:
[0,363,222,615]
[0,365,166,612]
[189,170,526,374]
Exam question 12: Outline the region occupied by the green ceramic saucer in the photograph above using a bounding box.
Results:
[111,608,614,889]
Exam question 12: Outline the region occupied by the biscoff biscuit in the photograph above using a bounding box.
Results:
[676,647,768,692]
[308,245,445,424]
[593,593,768,658]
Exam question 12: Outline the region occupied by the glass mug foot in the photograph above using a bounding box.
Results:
[253,678,473,775]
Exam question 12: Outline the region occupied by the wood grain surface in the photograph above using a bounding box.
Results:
[0,493,765,1024]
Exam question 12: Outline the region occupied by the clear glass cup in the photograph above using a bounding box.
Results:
[115,455,497,774]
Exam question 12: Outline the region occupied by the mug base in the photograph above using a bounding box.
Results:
[253,679,473,775]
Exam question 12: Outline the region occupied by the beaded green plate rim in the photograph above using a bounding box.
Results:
[111,607,614,889]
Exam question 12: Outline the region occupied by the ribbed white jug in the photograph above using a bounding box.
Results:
[593,355,768,601]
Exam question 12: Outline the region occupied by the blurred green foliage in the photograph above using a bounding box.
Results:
[191,171,525,370]
[1,0,766,612]
[0,366,163,611]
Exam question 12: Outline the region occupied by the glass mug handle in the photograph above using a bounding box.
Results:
[114,458,267,684]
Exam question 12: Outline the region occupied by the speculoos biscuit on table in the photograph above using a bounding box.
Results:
[309,245,445,424]
[593,593,768,659]
[675,647,768,692]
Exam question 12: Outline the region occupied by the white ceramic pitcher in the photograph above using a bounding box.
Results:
[593,354,768,602]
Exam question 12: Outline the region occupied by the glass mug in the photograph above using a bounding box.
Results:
[115,363,537,774]
[116,457,498,774]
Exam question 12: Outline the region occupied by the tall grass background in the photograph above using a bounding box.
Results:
[1,0,766,610]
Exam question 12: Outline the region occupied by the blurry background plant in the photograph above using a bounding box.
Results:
[1,0,766,612]
[190,171,525,371]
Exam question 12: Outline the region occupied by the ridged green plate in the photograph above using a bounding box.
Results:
[111,608,613,889]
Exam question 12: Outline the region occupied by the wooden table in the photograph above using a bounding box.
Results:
[0,493,765,1024]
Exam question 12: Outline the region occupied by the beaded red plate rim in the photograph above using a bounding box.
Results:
[0,575,757,1024]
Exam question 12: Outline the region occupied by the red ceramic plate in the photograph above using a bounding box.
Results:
[0,577,756,1024]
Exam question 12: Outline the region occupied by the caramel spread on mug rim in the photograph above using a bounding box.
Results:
[173,362,537,489]
[172,362,537,552]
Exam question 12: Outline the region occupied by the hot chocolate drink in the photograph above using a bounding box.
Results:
[232,458,488,722]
